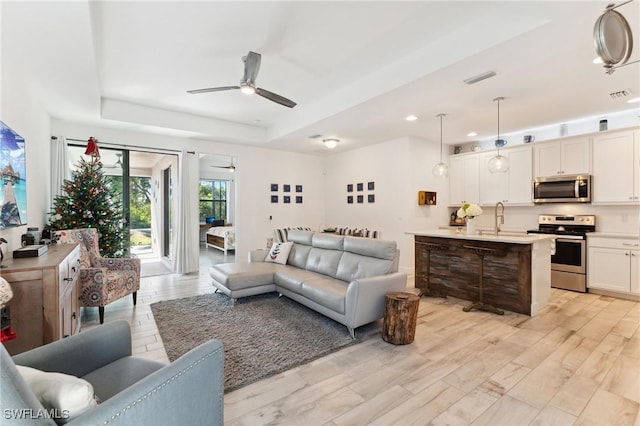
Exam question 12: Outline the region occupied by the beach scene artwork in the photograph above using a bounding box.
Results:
[1,121,27,228]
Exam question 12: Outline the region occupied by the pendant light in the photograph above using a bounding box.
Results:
[432,113,449,177]
[488,97,509,173]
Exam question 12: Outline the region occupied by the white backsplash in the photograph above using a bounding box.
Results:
[465,204,639,235]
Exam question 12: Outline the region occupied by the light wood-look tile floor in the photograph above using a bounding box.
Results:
[82,248,640,426]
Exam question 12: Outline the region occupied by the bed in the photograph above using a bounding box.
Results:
[205,221,235,254]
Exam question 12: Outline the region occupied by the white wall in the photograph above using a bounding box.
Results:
[50,120,325,263]
[324,136,448,274]
[0,42,51,253]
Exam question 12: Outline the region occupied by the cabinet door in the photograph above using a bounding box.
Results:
[561,138,591,175]
[449,156,466,205]
[463,155,480,205]
[587,247,630,292]
[634,133,640,201]
[506,146,533,204]
[592,131,636,204]
[631,250,640,295]
[449,155,479,205]
[534,142,562,177]
[479,152,506,204]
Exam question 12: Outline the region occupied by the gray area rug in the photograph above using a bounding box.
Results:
[150,292,379,393]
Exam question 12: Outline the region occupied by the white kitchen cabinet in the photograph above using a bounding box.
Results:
[588,236,640,295]
[448,154,479,206]
[533,136,591,177]
[592,129,639,204]
[479,145,532,205]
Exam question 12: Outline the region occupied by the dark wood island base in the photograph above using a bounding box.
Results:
[412,231,553,316]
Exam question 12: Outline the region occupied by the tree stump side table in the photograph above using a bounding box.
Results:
[382,292,420,345]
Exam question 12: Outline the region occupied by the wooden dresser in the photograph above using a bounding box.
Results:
[1,243,81,355]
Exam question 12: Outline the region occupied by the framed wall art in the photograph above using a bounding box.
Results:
[270,184,278,192]
[0,121,27,228]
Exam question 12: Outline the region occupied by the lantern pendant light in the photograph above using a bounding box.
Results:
[432,113,449,177]
[488,97,509,173]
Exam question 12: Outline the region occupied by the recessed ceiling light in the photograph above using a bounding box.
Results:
[405,115,418,121]
[467,132,478,137]
[627,97,640,103]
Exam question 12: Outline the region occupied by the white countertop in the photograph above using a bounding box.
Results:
[407,229,555,244]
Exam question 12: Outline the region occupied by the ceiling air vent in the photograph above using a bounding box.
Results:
[609,89,631,99]
[464,71,496,85]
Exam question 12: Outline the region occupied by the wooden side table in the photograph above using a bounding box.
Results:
[382,292,420,345]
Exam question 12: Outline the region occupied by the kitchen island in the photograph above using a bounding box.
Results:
[407,230,554,316]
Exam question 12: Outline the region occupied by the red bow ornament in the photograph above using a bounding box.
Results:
[85,136,101,158]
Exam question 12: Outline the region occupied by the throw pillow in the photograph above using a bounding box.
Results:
[265,241,293,264]
[16,365,98,425]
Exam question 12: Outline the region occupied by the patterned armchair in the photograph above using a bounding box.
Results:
[54,229,140,324]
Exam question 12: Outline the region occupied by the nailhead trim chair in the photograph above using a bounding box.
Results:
[54,229,140,324]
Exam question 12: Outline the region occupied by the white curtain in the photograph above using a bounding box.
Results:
[173,150,199,274]
[50,136,69,209]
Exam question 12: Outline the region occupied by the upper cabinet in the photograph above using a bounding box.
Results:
[479,145,533,205]
[533,136,591,177]
[592,129,639,204]
[448,154,479,206]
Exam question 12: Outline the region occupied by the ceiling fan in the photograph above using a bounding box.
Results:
[210,158,236,171]
[187,51,297,108]
[103,153,123,169]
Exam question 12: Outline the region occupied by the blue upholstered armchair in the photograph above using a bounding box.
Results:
[1,321,224,425]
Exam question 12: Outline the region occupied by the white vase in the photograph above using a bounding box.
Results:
[466,218,476,234]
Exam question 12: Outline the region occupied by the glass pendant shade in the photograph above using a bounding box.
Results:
[433,162,449,177]
[433,113,449,178]
[489,97,509,173]
[488,154,509,173]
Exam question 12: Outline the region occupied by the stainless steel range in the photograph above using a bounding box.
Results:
[527,215,596,292]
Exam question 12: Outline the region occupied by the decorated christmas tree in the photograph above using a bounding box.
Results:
[48,157,125,258]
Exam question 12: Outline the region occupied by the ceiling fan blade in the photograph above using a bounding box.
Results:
[243,51,261,85]
[255,87,297,108]
[187,86,239,94]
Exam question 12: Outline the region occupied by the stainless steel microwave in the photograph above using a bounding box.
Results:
[533,175,591,203]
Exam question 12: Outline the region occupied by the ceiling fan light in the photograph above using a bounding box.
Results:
[323,139,339,149]
[240,84,255,95]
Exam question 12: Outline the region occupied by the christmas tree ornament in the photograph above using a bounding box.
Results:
[84,136,101,158]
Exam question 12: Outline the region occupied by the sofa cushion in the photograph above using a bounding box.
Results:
[305,247,343,278]
[287,243,312,269]
[311,233,344,250]
[300,277,348,314]
[273,269,319,292]
[335,252,394,282]
[287,229,314,245]
[343,237,397,260]
[265,241,293,264]
[209,262,283,290]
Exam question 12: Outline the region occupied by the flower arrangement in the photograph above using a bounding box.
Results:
[457,203,483,220]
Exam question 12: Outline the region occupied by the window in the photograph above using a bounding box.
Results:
[199,179,228,222]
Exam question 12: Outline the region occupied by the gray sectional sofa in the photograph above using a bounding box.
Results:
[209,230,407,337]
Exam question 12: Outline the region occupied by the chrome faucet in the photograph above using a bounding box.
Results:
[495,202,505,236]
